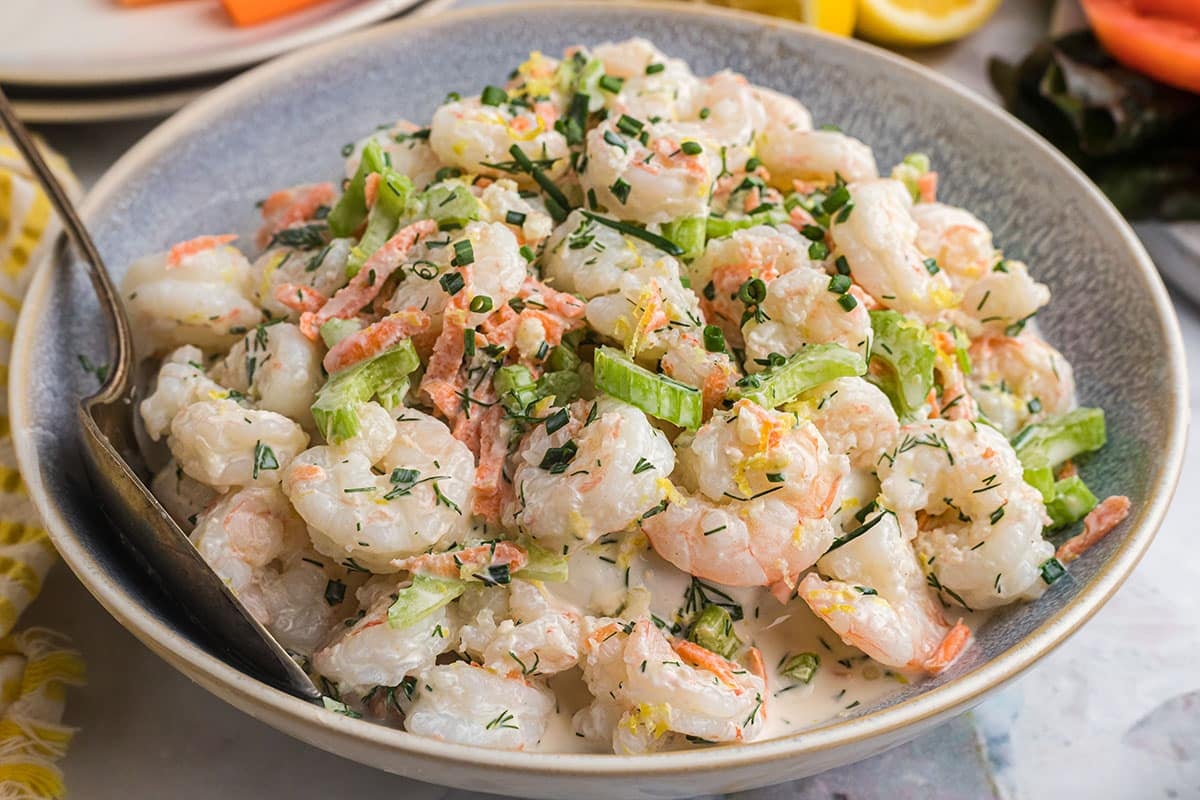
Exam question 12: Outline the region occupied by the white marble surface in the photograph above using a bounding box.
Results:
[22,0,1200,797]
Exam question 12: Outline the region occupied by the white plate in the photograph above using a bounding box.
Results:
[0,0,422,87]
[11,84,216,124]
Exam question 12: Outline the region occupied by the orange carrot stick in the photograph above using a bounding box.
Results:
[221,0,330,27]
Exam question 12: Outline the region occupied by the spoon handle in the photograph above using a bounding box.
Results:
[0,87,132,391]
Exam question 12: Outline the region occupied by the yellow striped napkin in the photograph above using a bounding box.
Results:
[0,133,86,799]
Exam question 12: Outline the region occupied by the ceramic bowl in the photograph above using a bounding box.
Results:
[11,4,1186,797]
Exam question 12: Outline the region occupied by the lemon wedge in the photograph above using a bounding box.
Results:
[855,0,1001,47]
[709,0,858,37]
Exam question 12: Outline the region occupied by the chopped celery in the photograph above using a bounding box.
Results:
[311,339,420,443]
[593,346,703,430]
[660,216,707,261]
[536,370,581,405]
[328,140,387,237]
[890,152,932,202]
[687,605,741,659]
[346,170,416,277]
[555,54,605,111]
[513,539,569,583]
[705,206,789,239]
[495,364,539,414]
[319,318,362,349]
[420,182,483,229]
[1045,475,1099,529]
[386,574,466,629]
[546,343,581,372]
[730,343,866,409]
[1011,408,1107,470]
[1023,465,1056,501]
[780,652,820,684]
[867,310,936,421]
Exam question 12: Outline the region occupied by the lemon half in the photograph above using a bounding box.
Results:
[709,0,858,38]
[855,0,1002,47]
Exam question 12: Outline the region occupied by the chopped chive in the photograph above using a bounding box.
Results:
[1039,557,1066,585]
[610,178,632,204]
[598,74,624,93]
[680,141,703,156]
[579,211,683,256]
[835,255,851,275]
[828,274,852,294]
[469,295,493,313]
[452,239,474,266]
[923,257,941,274]
[645,63,666,75]
[837,293,859,312]
[703,324,726,353]
[616,114,644,137]
[439,272,465,295]
[505,210,527,226]
[480,85,507,106]
[809,241,830,260]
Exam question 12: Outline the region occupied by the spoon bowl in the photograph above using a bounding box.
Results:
[0,87,320,703]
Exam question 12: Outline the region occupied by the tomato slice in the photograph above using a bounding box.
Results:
[1133,0,1200,28]
[1081,0,1200,93]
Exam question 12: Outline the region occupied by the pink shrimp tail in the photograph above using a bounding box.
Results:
[167,234,238,268]
[923,619,971,675]
[322,309,431,374]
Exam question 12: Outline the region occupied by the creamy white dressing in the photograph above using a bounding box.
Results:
[535,543,933,753]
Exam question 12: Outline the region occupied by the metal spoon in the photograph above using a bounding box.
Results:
[0,87,321,702]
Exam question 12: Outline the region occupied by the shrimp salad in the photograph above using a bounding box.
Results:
[126,40,1130,754]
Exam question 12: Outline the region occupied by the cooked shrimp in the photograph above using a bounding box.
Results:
[756,127,877,190]
[798,510,970,673]
[385,222,527,331]
[192,486,346,654]
[141,345,228,441]
[404,661,555,751]
[210,322,324,427]
[584,257,704,361]
[304,219,438,334]
[313,577,456,694]
[659,327,741,418]
[792,377,900,469]
[911,203,996,285]
[477,179,555,246]
[282,407,475,572]
[967,334,1076,436]
[878,418,1053,610]
[574,619,765,754]
[168,399,309,492]
[121,237,261,352]
[741,265,873,369]
[505,397,676,553]
[248,238,354,321]
[255,182,335,248]
[643,400,848,593]
[580,118,719,225]
[589,38,699,120]
[541,209,673,299]
[429,95,569,187]
[459,580,582,677]
[690,224,816,347]
[675,70,765,167]
[829,179,957,319]
[345,120,445,190]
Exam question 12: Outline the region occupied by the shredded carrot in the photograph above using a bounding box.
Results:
[673,640,742,690]
[923,619,971,675]
[167,234,237,268]
[322,310,430,374]
[1056,495,1132,564]
[1057,460,1078,479]
[420,306,471,420]
[273,283,326,314]
[220,0,331,27]
[256,182,335,248]
[363,173,381,211]
[472,406,510,522]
